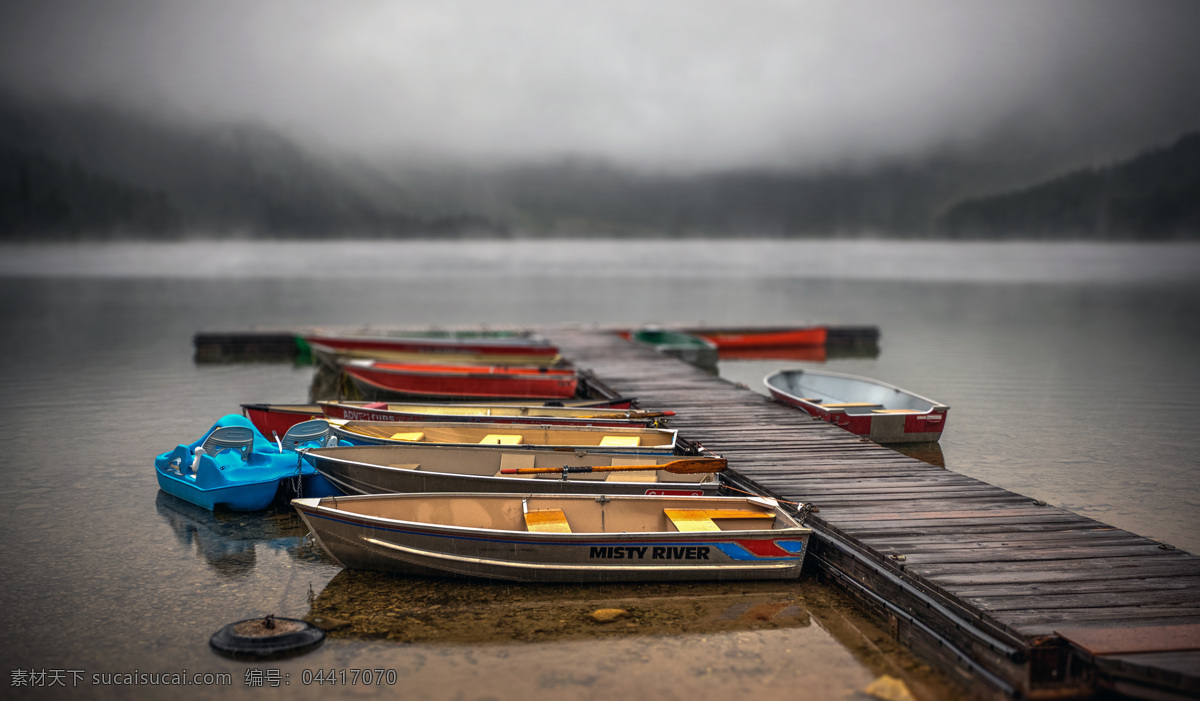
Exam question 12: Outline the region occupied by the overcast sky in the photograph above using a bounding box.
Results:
[1,0,1198,171]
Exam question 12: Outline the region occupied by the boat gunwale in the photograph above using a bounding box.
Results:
[303,448,721,488]
[348,360,577,379]
[326,419,681,452]
[303,333,559,354]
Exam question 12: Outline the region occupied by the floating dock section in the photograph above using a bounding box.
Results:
[538,326,1200,700]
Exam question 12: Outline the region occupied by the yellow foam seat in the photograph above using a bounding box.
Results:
[389,432,425,441]
[599,435,640,447]
[480,434,523,445]
[664,509,720,532]
[665,508,774,532]
[524,508,572,533]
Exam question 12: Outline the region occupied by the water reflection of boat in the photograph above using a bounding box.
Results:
[306,568,812,643]
[765,369,949,443]
[154,492,309,578]
[627,329,719,373]
[293,492,810,583]
[891,441,946,467]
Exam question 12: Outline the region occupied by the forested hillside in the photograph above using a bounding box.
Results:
[938,133,1200,239]
[1,92,1196,240]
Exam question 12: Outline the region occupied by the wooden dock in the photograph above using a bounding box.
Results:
[198,323,1199,698]
[537,325,1200,700]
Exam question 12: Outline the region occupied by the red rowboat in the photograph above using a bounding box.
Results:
[241,403,324,439]
[242,397,640,437]
[764,369,948,444]
[342,360,579,400]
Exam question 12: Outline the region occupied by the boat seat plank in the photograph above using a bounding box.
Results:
[607,471,657,482]
[386,463,421,470]
[665,509,721,532]
[822,403,883,408]
[871,409,922,414]
[599,435,641,446]
[524,508,572,533]
[497,452,536,478]
[390,431,425,441]
[703,509,775,520]
[481,434,523,445]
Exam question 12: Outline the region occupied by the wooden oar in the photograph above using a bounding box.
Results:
[500,457,725,476]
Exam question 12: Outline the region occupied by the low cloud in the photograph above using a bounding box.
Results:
[2,0,1198,171]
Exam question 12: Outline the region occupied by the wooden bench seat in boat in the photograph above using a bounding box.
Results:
[870,409,922,414]
[524,508,572,533]
[480,434,523,445]
[665,508,776,532]
[599,435,640,447]
[389,431,425,441]
[820,403,883,409]
[496,452,536,478]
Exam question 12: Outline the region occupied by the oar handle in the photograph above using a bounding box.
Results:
[500,457,725,475]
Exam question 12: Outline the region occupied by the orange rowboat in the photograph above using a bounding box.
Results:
[686,326,827,350]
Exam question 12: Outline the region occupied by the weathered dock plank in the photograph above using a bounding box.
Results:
[540,325,1200,700]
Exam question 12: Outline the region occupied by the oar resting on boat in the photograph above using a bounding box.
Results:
[500,457,725,476]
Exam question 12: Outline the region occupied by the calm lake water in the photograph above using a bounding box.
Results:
[1,239,1197,699]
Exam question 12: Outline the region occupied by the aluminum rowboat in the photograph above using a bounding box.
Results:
[292,492,810,582]
[328,419,687,455]
[242,397,641,437]
[301,445,721,497]
[764,368,949,443]
[319,400,671,428]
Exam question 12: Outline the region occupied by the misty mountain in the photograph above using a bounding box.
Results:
[937,132,1200,239]
[1,92,1196,240]
[0,93,501,240]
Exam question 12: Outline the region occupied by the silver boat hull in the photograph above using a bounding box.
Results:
[293,493,810,583]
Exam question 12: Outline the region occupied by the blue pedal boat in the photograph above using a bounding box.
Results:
[155,414,341,511]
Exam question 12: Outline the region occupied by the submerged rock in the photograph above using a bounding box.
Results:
[865,674,916,701]
[588,608,630,624]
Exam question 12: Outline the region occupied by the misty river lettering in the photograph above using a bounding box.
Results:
[589,546,710,560]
